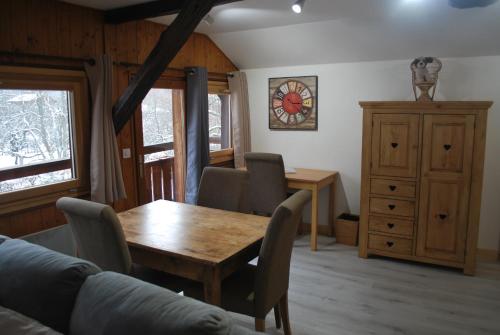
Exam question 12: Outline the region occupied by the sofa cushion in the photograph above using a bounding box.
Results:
[0,234,10,244]
[70,271,236,335]
[0,305,62,335]
[0,239,101,334]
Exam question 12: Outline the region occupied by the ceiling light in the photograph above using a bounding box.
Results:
[292,0,305,14]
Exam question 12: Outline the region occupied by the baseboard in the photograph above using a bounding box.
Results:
[476,248,500,262]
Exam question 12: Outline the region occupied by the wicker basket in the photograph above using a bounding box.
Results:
[334,213,359,246]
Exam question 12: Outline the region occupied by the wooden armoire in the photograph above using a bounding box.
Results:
[358,101,491,275]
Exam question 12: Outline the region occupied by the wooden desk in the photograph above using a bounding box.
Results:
[240,167,338,251]
[117,200,269,306]
[286,169,338,251]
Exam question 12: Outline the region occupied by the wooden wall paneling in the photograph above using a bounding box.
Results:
[55,1,73,57]
[0,1,12,52]
[29,0,50,55]
[68,2,86,58]
[116,22,139,63]
[113,67,139,212]
[0,215,13,237]
[104,24,118,59]
[193,34,209,68]
[170,34,195,69]
[136,21,161,64]
[10,0,30,52]
[46,0,60,57]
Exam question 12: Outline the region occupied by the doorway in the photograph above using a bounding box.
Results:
[134,78,186,205]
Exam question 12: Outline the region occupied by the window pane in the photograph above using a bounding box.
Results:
[141,89,174,162]
[208,94,231,151]
[0,89,74,192]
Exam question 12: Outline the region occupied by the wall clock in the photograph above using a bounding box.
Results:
[269,76,318,130]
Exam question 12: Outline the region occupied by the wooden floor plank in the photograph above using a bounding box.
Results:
[232,236,500,335]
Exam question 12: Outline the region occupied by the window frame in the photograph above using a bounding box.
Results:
[207,80,234,164]
[0,66,90,214]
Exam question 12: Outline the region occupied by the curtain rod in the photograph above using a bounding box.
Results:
[0,51,236,77]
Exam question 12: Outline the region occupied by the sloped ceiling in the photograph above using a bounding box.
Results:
[64,0,500,69]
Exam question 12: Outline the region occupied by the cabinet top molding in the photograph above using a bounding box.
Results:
[359,101,493,110]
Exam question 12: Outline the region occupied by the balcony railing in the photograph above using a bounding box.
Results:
[143,143,175,203]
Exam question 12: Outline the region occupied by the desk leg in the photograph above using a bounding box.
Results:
[328,178,337,237]
[311,185,319,251]
[204,267,221,306]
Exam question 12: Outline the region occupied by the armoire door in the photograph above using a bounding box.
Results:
[371,114,420,178]
[416,115,475,262]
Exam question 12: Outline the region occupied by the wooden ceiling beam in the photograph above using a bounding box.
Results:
[112,0,219,133]
[105,0,241,24]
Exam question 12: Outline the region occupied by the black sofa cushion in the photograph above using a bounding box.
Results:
[70,271,235,335]
[0,239,101,334]
[0,305,62,335]
[0,234,10,244]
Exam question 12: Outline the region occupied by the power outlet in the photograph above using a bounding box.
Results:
[122,148,131,159]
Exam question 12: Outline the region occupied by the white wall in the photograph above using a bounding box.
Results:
[244,55,500,251]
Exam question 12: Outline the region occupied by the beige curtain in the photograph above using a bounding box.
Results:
[85,55,126,204]
[228,71,252,168]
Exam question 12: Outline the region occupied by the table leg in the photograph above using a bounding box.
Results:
[311,185,319,251]
[328,178,337,237]
[203,267,221,306]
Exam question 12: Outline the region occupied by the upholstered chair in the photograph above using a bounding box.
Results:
[186,190,312,334]
[244,152,288,217]
[56,197,185,291]
[197,166,250,213]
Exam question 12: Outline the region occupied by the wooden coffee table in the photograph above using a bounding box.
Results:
[117,200,269,306]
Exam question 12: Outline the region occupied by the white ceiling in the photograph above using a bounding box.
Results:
[64,0,500,69]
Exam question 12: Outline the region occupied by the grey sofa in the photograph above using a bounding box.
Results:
[0,235,259,335]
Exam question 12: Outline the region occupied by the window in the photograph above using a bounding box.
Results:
[0,89,74,192]
[141,88,175,163]
[208,93,231,152]
[0,67,89,213]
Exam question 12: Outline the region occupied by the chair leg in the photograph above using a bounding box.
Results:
[279,293,292,335]
[274,304,282,329]
[255,318,265,332]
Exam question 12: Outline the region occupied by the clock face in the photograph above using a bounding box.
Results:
[271,80,314,126]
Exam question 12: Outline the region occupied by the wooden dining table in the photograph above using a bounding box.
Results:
[117,200,270,306]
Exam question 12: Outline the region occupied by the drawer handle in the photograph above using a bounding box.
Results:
[438,213,448,220]
[391,142,399,148]
[387,223,395,229]
[388,204,396,210]
[388,185,397,191]
[444,144,452,151]
[386,241,394,248]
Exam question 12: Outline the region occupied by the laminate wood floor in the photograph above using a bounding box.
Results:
[231,235,500,335]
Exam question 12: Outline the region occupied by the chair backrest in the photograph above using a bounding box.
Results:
[244,152,287,216]
[196,167,250,213]
[56,197,132,274]
[253,190,311,318]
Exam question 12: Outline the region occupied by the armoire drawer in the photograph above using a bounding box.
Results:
[370,179,416,198]
[369,197,415,217]
[368,233,413,255]
[369,216,414,237]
